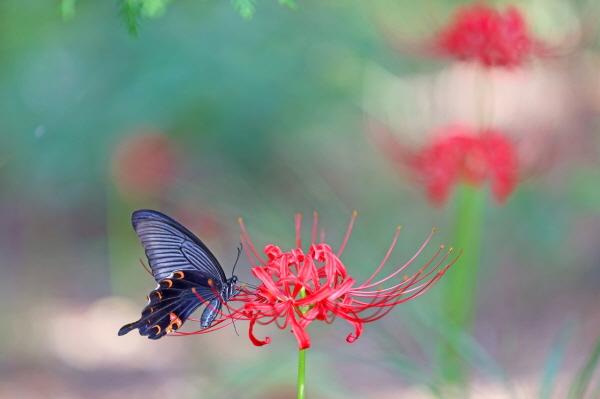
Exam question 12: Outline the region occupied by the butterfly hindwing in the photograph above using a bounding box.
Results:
[131,209,227,282]
[118,270,222,339]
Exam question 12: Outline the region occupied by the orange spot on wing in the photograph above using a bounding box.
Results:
[173,271,185,279]
[166,312,183,334]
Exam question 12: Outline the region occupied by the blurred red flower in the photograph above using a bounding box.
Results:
[433,4,542,67]
[371,123,518,205]
[179,213,457,349]
[111,131,178,198]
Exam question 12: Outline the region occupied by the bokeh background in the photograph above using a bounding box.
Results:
[1,1,600,398]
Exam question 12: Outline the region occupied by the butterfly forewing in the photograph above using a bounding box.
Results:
[132,209,227,282]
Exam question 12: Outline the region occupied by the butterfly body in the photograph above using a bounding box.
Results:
[118,210,239,339]
[198,275,239,329]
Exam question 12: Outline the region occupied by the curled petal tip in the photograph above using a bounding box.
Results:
[432,227,439,233]
[352,210,358,217]
[346,334,358,343]
[250,335,271,347]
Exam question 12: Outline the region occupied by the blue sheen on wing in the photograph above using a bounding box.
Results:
[200,298,223,329]
[131,209,227,283]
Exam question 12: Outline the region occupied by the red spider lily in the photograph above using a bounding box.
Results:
[174,213,458,350]
[111,131,178,198]
[433,4,544,67]
[370,123,518,205]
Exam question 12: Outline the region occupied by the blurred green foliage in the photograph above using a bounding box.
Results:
[60,0,298,31]
[1,0,599,398]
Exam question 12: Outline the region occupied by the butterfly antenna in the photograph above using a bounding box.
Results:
[231,242,243,277]
[225,305,240,336]
[138,258,153,277]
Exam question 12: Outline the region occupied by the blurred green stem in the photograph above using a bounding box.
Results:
[567,334,600,399]
[107,186,135,295]
[440,184,486,385]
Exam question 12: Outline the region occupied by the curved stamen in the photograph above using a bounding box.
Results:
[238,217,265,266]
[295,213,303,248]
[355,227,437,290]
[311,211,319,245]
[337,210,357,257]
[360,225,402,287]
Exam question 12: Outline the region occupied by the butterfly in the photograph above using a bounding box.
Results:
[118,209,240,339]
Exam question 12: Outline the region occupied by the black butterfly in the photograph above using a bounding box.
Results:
[118,209,240,339]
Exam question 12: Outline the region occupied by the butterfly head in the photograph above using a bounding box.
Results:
[225,275,240,299]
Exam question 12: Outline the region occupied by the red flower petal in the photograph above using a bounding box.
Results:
[435,4,538,67]
[248,317,271,346]
[288,308,311,350]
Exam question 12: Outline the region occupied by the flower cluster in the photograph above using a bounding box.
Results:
[370,122,518,205]
[175,213,458,349]
[433,4,543,67]
[410,126,518,205]
[368,4,550,204]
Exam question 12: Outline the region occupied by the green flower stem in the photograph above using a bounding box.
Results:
[440,184,486,385]
[297,287,308,399]
[297,347,307,399]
